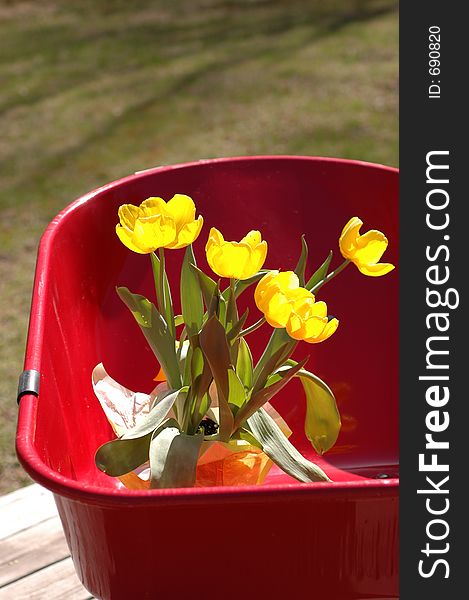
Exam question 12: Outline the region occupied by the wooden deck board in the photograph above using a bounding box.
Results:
[0,484,94,599]
[0,484,58,541]
[0,557,93,600]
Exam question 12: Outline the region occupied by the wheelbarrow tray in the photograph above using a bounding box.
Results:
[16,156,399,600]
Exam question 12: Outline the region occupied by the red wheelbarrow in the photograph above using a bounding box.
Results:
[16,156,398,600]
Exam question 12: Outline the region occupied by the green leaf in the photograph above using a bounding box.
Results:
[291,364,341,454]
[191,264,217,309]
[181,245,204,336]
[226,309,249,343]
[234,357,308,429]
[208,281,221,320]
[182,343,193,387]
[203,282,228,328]
[176,328,188,363]
[294,235,308,286]
[232,427,263,449]
[192,392,211,428]
[227,368,246,410]
[149,423,204,488]
[225,282,238,332]
[189,344,214,430]
[117,287,181,389]
[174,315,184,327]
[95,385,185,476]
[252,331,296,394]
[198,316,235,441]
[151,252,175,339]
[306,251,333,291]
[95,432,152,477]
[122,387,187,439]
[247,409,330,482]
[236,337,253,390]
[94,386,186,477]
[218,295,227,326]
[267,362,341,454]
[301,370,340,455]
[190,345,204,380]
[228,270,270,299]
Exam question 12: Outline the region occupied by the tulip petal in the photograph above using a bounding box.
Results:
[255,271,305,328]
[116,225,148,254]
[286,299,337,343]
[167,215,204,249]
[264,291,295,328]
[140,197,168,217]
[353,230,388,265]
[255,269,338,344]
[255,271,301,316]
[324,317,339,339]
[292,308,324,335]
[339,217,395,277]
[133,216,177,252]
[339,216,362,257]
[356,262,395,277]
[212,243,252,279]
[302,315,329,339]
[118,204,141,229]
[206,228,267,279]
[275,271,300,290]
[290,288,315,307]
[303,317,339,344]
[244,240,268,277]
[116,195,202,253]
[241,230,262,248]
[307,300,328,318]
[285,313,304,337]
[285,299,315,336]
[206,227,225,247]
[166,194,196,232]
[254,270,278,309]
[255,279,277,313]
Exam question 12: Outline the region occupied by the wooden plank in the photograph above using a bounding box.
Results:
[0,516,69,587]
[0,485,58,540]
[0,484,93,598]
[0,557,93,600]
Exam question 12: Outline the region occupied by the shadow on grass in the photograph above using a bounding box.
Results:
[0,0,398,116]
[3,0,398,199]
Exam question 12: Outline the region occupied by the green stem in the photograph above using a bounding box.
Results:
[229,278,236,316]
[177,327,188,361]
[158,247,166,312]
[310,259,350,295]
[239,316,266,337]
[150,252,175,339]
[181,393,192,434]
[226,277,238,328]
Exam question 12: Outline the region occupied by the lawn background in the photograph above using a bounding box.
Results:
[0,0,398,493]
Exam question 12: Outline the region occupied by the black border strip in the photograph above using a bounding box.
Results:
[400,3,465,597]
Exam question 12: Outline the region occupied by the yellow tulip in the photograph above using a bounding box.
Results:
[339,217,395,276]
[116,194,203,253]
[205,227,267,280]
[255,271,339,344]
[286,295,339,344]
[255,271,306,327]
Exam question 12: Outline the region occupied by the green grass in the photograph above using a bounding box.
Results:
[0,0,398,493]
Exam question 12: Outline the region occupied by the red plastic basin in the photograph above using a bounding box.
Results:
[16,156,398,600]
